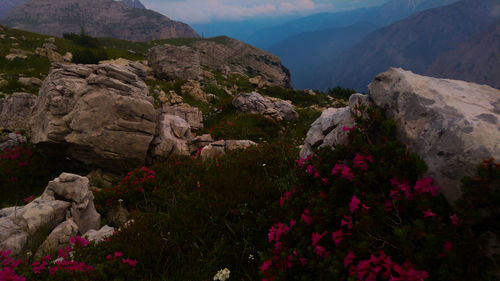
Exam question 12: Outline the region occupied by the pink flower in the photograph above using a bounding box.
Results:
[301,209,313,225]
[23,195,34,203]
[312,231,327,246]
[384,200,393,212]
[450,213,460,225]
[106,254,112,260]
[353,153,374,171]
[299,257,307,266]
[349,196,361,213]
[321,177,329,185]
[341,215,353,229]
[260,260,272,272]
[279,190,294,207]
[114,251,123,258]
[313,245,331,258]
[414,177,439,196]
[342,126,355,132]
[423,209,436,218]
[332,229,343,246]
[122,258,138,267]
[227,122,233,126]
[306,165,314,176]
[69,236,90,247]
[344,251,356,268]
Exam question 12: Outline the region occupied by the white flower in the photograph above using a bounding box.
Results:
[262,163,266,167]
[213,268,230,281]
[248,254,254,260]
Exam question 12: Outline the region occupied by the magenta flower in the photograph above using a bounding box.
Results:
[260,260,272,272]
[227,121,233,126]
[414,177,439,196]
[301,209,313,225]
[306,164,314,176]
[423,209,436,218]
[279,190,294,207]
[114,251,123,258]
[321,177,329,185]
[122,258,138,267]
[349,196,361,213]
[450,213,460,225]
[331,229,343,246]
[341,215,353,229]
[311,231,327,246]
[344,251,356,267]
[342,126,355,132]
[23,195,34,203]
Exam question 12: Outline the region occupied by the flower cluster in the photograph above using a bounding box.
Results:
[213,268,230,281]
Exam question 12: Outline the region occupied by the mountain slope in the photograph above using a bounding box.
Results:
[0,0,198,41]
[269,22,378,89]
[0,0,147,19]
[313,0,500,91]
[426,18,500,89]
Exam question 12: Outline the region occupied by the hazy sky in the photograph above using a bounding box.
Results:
[142,0,388,23]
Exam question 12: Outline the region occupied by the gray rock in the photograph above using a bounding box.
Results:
[200,139,256,160]
[189,134,214,154]
[181,80,209,103]
[369,68,500,202]
[83,225,115,243]
[0,92,36,132]
[232,92,298,121]
[162,104,203,131]
[0,133,27,150]
[152,114,192,158]
[18,77,43,87]
[148,44,202,81]
[34,219,78,259]
[42,173,100,234]
[30,63,156,172]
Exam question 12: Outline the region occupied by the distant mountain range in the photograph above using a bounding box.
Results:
[426,18,500,89]
[311,0,500,91]
[0,0,198,41]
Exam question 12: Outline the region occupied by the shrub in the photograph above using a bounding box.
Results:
[260,107,498,281]
[71,48,108,64]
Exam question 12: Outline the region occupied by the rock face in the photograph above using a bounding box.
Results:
[148,37,292,88]
[1,0,199,41]
[0,173,100,258]
[369,68,500,202]
[232,92,298,121]
[0,92,36,131]
[30,63,156,172]
[162,104,203,131]
[200,140,257,160]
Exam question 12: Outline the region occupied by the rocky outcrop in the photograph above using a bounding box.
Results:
[161,104,203,131]
[181,80,209,103]
[83,225,115,243]
[369,68,500,202]
[0,92,36,131]
[99,58,148,81]
[1,0,199,41]
[0,133,27,150]
[0,173,100,258]
[302,68,500,203]
[30,63,156,172]
[35,43,72,63]
[232,92,298,121]
[152,114,192,158]
[148,37,292,88]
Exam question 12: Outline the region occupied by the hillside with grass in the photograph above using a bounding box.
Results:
[0,24,499,281]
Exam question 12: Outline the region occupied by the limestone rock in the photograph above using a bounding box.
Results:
[34,44,71,63]
[18,77,43,87]
[189,134,214,154]
[34,219,78,259]
[83,225,115,243]
[369,68,500,202]
[232,92,298,121]
[200,139,256,160]
[30,63,156,172]
[5,48,31,60]
[0,92,37,131]
[42,173,100,234]
[99,58,147,81]
[181,80,209,103]
[158,90,183,106]
[148,44,202,81]
[152,114,192,158]
[162,104,203,130]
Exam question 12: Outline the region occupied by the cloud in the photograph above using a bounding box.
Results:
[143,0,384,23]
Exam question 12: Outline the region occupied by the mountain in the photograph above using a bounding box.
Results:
[269,22,379,89]
[245,7,381,50]
[375,0,460,25]
[0,0,198,41]
[119,0,145,9]
[0,0,147,19]
[426,18,500,89]
[312,0,500,91]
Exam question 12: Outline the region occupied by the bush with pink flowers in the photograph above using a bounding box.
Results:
[260,107,498,281]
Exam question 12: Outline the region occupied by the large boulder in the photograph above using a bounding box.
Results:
[148,44,202,81]
[0,92,37,131]
[232,92,298,121]
[30,63,157,172]
[34,219,78,259]
[369,68,500,202]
